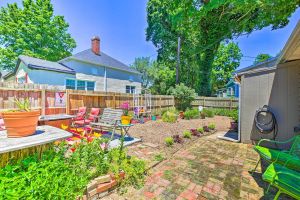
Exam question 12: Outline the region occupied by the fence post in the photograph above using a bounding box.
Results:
[230,98,232,110]
[66,90,70,114]
[41,89,46,116]
[113,93,116,108]
[159,96,162,113]
[203,97,206,108]
[172,95,175,109]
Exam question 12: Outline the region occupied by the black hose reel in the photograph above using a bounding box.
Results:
[254,105,278,140]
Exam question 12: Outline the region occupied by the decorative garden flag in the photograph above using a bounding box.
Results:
[55,92,66,107]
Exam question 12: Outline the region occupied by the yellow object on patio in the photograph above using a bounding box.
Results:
[93,132,102,138]
[61,124,69,130]
[121,116,132,125]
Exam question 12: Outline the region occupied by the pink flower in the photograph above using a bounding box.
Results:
[120,102,130,110]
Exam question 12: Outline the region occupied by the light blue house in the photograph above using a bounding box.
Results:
[216,79,239,98]
[4,36,142,93]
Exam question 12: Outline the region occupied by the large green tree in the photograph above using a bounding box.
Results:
[146,0,300,95]
[149,62,176,95]
[0,0,76,70]
[130,57,154,89]
[212,42,242,92]
[254,53,272,64]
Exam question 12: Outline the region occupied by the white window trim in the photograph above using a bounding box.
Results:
[126,85,136,94]
[65,78,95,91]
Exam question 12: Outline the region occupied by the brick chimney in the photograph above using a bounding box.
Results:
[91,36,100,55]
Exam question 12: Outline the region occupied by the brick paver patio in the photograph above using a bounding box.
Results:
[104,133,292,200]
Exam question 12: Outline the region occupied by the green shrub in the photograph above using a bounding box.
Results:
[0,138,146,199]
[169,83,197,111]
[208,123,216,130]
[205,108,238,122]
[183,130,192,139]
[154,154,164,162]
[202,109,214,118]
[197,127,204,133]
[184,108,200,120]
[162,111,178,123]
[165,137,174,146]
[230,109,238,122]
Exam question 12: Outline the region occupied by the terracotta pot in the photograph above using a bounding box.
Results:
[121,115,132,125]
[179,111,184,119]
[2,110,40,138]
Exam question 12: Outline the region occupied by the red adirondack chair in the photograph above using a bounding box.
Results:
[74,108,100,126]
[72,107,87,122]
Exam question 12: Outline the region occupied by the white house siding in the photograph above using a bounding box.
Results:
[63,59,142,93]
[11,62,75,86]
[75,73,105,91]
[106,77,141,93]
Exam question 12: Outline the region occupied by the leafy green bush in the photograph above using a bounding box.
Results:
[162,111,178,123]
[197,127,204,133]
[154,154,164,162]
[184,108,200,120]
[208,123,216,130]
[230,109,238,122]
[203,108,238,122]
[165,137,174,146]
[202,109,215,118]
[169,83,197,111]
[0,138,145,199]
[183,130,192,138]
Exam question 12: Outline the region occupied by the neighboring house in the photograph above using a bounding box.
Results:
[4,36,142,93]
[0,71,9,82]
[216,79,239,98]
[235,20,300,143]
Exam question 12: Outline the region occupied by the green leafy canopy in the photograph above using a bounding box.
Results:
[212,42,242,92]
[0,0,76,70]
[130,57,155,89]
[146,0,300,95]
[254,53,273,64]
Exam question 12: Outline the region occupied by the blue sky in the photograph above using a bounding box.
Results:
[0,0,299,70]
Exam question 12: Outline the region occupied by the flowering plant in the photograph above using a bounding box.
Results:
[120,102,130,116]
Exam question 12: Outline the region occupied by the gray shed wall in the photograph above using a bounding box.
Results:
[240,60,300,144]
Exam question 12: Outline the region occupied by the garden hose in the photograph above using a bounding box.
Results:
[254,105,278,140]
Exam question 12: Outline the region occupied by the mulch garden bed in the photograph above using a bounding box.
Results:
[126,116,232,168]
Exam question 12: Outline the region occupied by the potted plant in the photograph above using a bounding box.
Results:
[120,102,132,125]
[179,111,184,119]
[2,98,40,138]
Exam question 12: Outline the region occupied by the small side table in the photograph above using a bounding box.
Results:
[117,124,134,137]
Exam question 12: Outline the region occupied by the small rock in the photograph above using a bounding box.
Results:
[95,174,111,184]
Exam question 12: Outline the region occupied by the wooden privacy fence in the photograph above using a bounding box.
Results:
[0,83,238,115]
[192,96,238,109]
[0,83,66,115]
[66,90,175,114]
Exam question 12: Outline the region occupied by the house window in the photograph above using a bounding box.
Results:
[87,81,95,91]
[17,76,26,84]
[126,85,136,94]
[66,79,76,89]
[66,79,95,91]
[77,80,86,90]
[227,87,234,96]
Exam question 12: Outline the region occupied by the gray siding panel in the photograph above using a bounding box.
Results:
[240,60,300,145]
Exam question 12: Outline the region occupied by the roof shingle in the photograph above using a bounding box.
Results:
[60,49,139,74]
[19,55,75,74]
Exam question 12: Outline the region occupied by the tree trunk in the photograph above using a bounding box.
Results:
[198,48,216,96]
